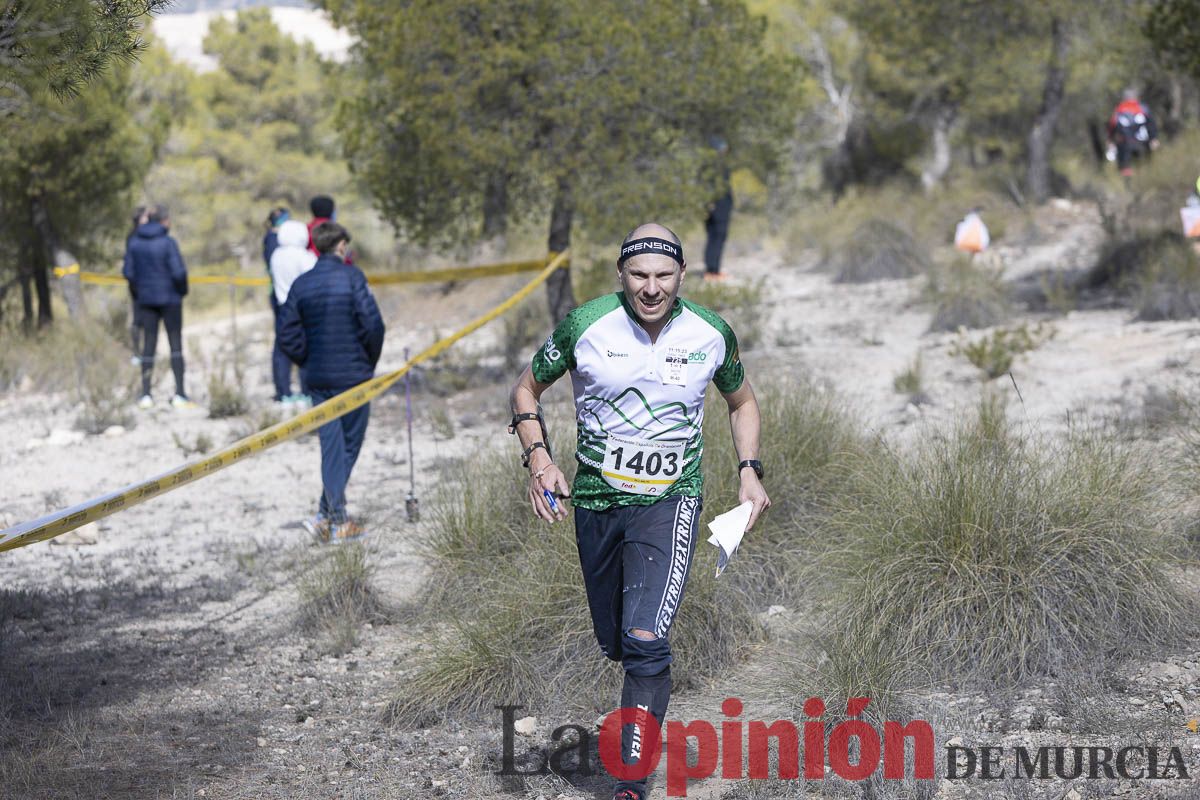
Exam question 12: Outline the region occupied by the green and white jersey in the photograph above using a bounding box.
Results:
[531,292,743,510]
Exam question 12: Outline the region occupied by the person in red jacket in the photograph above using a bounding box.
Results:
[306,195,333,256]
[306,195,355,264]
[1108,89,1160,178]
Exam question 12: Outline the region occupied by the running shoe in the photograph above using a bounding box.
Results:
[331,519,366,543]
[137,395,154,410]
[702,272,729,283]
[170,394,197,410]
[613,789,644,800]
[302,515,332,543]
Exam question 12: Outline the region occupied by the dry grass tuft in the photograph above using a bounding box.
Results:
[925,255,1012,332]
[834,219,930,283]
[298,543,392,656]
[818,395,1196,688]
[207,361,249,419]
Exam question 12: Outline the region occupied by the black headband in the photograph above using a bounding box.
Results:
[618,237,684,268]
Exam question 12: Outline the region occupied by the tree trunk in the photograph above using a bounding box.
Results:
[1167,73,1184,135]
[482,172,509,242]
[19,265,33,334]
[30,196,86,318]
[32,247,52,328]
[0,275,14,328]
[1026,17,1070,205]
[920,104,956,191]
[545,177,576,324]
[1087,119,1106,164]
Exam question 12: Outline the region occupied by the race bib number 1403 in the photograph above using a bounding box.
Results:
[601,433,685,496]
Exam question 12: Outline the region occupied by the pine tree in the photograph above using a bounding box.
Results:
[319,0,798,321]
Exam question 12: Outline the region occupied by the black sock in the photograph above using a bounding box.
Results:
[170,352,185,397]
[141,357,154,397]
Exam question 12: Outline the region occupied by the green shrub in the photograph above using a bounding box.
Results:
[924,255,1012,331]
[834,219,930,283]
[1129,235,1200,321]
[819,397,1195,688]
[951,322,1054,379]
[1084,230,1200,320]
[785,172,1026,268]
[1038,270,1078,315]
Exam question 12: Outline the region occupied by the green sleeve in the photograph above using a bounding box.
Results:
[530,294,620,384]
[530,318,575,383]
[713,326,744,393]
[684,299,744,393]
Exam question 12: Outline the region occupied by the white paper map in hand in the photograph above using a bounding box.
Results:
[706,501,753,577]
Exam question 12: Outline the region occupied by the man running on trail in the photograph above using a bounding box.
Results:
[508,222,770,800]
[1107,88,1159,178]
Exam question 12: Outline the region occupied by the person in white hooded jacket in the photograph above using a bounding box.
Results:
[269,219,317,407]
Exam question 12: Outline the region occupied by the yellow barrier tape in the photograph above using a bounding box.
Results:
[68,258,551,289]
[52,263,81,278]
[0,251,570,553]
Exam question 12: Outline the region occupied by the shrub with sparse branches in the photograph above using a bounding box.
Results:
[952,322,1053,380]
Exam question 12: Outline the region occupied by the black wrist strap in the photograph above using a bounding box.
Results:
[508,412,541,434]
[739,459,764,479]
[522,441,548,469]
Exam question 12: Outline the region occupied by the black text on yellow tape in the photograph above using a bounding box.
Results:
[1,251,569,553]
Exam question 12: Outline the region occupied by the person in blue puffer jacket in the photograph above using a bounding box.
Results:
[123,205,192,409]
[278,221,385,543]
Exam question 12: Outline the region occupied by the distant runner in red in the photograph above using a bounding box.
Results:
[1107,89,1159,178]
[307,195,354,263]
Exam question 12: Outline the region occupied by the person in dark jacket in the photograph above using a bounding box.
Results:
[123,205,192,409]
[703,136,733,281]
[263,206,288,268]
[279,222,385,543]
[126,205,149,366]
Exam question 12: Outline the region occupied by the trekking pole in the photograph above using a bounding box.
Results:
[404,346,420,523]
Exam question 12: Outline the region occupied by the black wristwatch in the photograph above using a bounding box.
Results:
[738,459,764,479]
